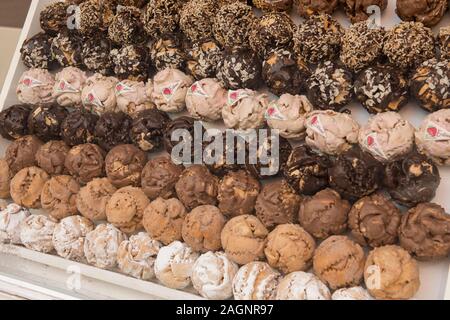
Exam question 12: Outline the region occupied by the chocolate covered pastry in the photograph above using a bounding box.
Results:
[5,135,43,174]
[438,26,450,59]
[76,0,114,35]
[105,144,147,188]
[81,33,113,75]
[342,0,388,23]
[17,68,55,105]
[163,116,200,156]
[10,166,49,209]
[94,111,132,151]
[39,2,69,35]
[110,45,150,81]
[150,34,187,72]
[108,6,145,45]
[36,140,70,175]
[27,104,68,142]
[61,110,98,147]
[51,31,83,67]
[396,0,447,27]
[216,50,262,90]
[141,156,183,200]
[233,262,280,300]
[179,0,218,43]
[20,32,55,70]
[141,0,185,36]
[0,104,32,140]
[76,178,117,221]
[65,143,106,185]
[41,175,80,220]
[254,0,293,11]
[81,74,118,115]
[130,109,170,152]
[294,0,338,17]
[186,40,224,81]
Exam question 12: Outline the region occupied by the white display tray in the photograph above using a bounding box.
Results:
[0,0,449,300]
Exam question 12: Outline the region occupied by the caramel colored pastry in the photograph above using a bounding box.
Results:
[20,215,56,253]
[65,143,106,185]
[294,0,338,17]
[232,262,280,300]
[76,178,117,221]
[41,175,80,220]
[10,166,49,209]
[299,188,350,239]
[276,271,331,300]
[364,245,420,300]
[221,215,269,265]
[141,156,183,200]
[142,197,187,245]
[396,0,447,27]
[5,135,43,174]
[0,203,30,244]
[349,193,401,248]
[399,203,450,260]
[265,224,316,273]
[0,159,12,199]
[105,144,147,188]
[342,0,388,23]
[35,140,70,175]
[313,235,365,290]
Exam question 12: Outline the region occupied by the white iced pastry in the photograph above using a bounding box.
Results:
[222,90,269,130]
[115,80,154,115]
[52,215,94,262]
[20,214,57,253]
[358,112,415,162]
[0,203,31,244]
[305,110,360,155]
[81,73,118,115]
[152,68,194,113]
[154,241,199,289]
[83,223,127,269]
[117,232,161,280]
[191,251,239,300]
[16,68,55,105]
[233,261,280,300]
[276,271,331,300]
[332,286,373,300]
[185,78,227,121]
[53,67,87,107]
[266,94,314,139]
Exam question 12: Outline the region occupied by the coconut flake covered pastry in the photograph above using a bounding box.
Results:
[81,73,118,115]
[154,241,199,289]
[20,214,57,253]
[191,251,239,300]
[115,80,154,115]
[0,203,31,244]
[83,223,127,269]
[266,94,314,140]
[16,68,55,105]
[117,232,161,280]
[53,67,87,107]
[185,78,227,121]
[276,271,331,300]
[152,68,194,113]
[332,286,373,300]
[233,261,280,300]
[305,110,360,155]
[52,215,94,261]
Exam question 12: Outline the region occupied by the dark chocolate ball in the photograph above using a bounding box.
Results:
[130,109,171,152]
[40,1,69,35]
[142,0,186,37]
[60,109,99,146]
[108,6,146,45]
[253,0,293,11]
[77,0,114,35]
[20,32,56,70]
[180,0,218,43]
[81,33,114,75]
[94,111,132,151]
[150,34,187,72]
[117,0,149,7]
[343,0,388,23]
[51,30,84,67]
[110,45,150,81]
[396,0,447,27]
[186,40,224,80]
[204,135,246,176]
[0,105,32,140]
[27,105,69,142]
[438,26,450,60]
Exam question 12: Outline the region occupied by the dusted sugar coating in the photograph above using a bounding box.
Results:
[293,14,343,64]
[384,151,440,207]
[186,40,223,81]
[152,68,194,113]
[60,110,99,147]
[36,140,70,175]
[348,193,401,247]
[233,261,280,300]
[255,180,301,229]
[131,108,170,151]
[53,67,87,107]
[396,0,447,27]
[108,6,145,45]
[20,215,56,253]
[175,165,218,210]
[81,74,118,115]
[182,205,226,252]
[265,224,316,273]
[276,271,331,300]
[438,26,450,59]
[17,68,55,105]
[342,0,388,23]
[84,223,127,269]
[154,241,199,289]
[399,203,450,260]
[65,143,105,184]
[27,105,68,142]
[117,232,161,280]
[81,34,113,75]
[307,61,353,111]
[10,166,49,209]
[410,58,450,112]
[20,32,55,70]
[221,215,269,265]
[115,80,154,115]
[305,110,360,155]
[332,286,372,300]
[294,0,338,17]
[0,159,12,199]
[150,34,187,72]
[358,112,415,162]
[266,94,313,140]
[94,111,132,151]
[186,78,227,121]
[354,65,409,114]
[329,145,384,201]
[179,0,218,42]
[216,50,262,90]
[5,135,43,174]
[52,215,94,261]
[364,245,420,299]
[0,104,32,140]
[141,0,186,36]
[299,188,350,239]
[141,156,183,200]
[76,178,117,221]
[254,0,293,11]
[192,251,239,300]
[110,45,150,81]
[51,31,83,67]
[222,91,268,130]
[383,22,435,69]
[313,236,365,290]
[143,197,187,245]
[0,204,30,244]
[41,175,80,220]
[105,144,147,188]
[218,170,260,217]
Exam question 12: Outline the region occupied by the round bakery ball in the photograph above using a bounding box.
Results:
[35,140,70,175]
[84,223,127,269]
[141,0,185,36]
[221,215,269,265]
[150,34,187,72]
[276,271,331,300]
[0,203,30,244]
[20,215,57,253]
[179,0,218,43]
[81,33,114,75]
[41,175,80,220]
[51,30,84,68]
[5,135,43,174]
[332,287,373,300]
[293,0,338,17]
[108,6,145,45]
[364,245,420,299]
[20,32,56,70]
[10,166,49,209]
[141,156,183,200]
[130,109,171,152]
[383,21,435,70]
[438,26,450,60]
[16,68,55,105]
[254,0,293,11]
[396,0,447,27]
[53,67,87,107]
[116,0,148,7]
[76,0,113,35]
[348,193,401,247]
[40,1,69,35]
[0,104,32,140]
[399,202,450,260]
[384,151,440,207]
[110,45,150,82]
[94,111,132,151]
[186,78,227,121]
[115,80,154,115]
[76,178,117,221]
[105,144,147,188]
[60,110,99,147]
[65,143,105,185]
[0,159,12,199]
[154,241,199,289]
[81,74,119,115]
[186,40,224,81]
[410,58,450,112]
[313,235,365,290]
[163,116,202,161]
[27,104,68,142]
[52,215,94,262]
[342,0,387,23]
[233,261,280,300]
[143,197,187,245]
